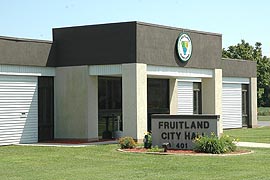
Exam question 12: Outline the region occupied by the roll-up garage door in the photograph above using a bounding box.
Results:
[0,75,38,145]
[177,81,193,115]
[222,83,242,129]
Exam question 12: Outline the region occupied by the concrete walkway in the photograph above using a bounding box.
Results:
[233,121,270,148]
[258,121,270,127]
[17,140,118,147]
[236,142,270,148]
[17,140,270,149]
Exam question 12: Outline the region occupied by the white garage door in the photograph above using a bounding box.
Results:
[0,75,38,145]
[222,83,242,129]
[177,81,193,115]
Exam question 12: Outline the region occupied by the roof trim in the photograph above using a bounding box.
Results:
[136,21,222,37]
[53,21,221,37]
[0,36,52,44]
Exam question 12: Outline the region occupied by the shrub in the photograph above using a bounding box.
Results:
[258,107,270,116]
[118,137,136,149]
[143,132,152,149]
[193,133,237,154]
[147,145,163,152]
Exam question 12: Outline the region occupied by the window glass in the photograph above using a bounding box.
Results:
[98,77,122,110]
[98,77,122,139]
[147,79,169,110]
[242,84,249,127]
[147,78,170,131]
[193,82,202,114]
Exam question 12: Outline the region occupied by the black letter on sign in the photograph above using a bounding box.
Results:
[161,132,167,139]
[159,122,163,129]
[204,121,209,129]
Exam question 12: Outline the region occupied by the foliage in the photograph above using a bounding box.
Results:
[258,116,270,121]
[143,132,152,149]
[193,133,237,154]
[118,136,136,149]
[222,40,270,107]
[147,145,163,152]
[258,107,270,116]
[222,40,254,60]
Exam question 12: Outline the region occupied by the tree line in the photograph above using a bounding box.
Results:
[222,40,270,107]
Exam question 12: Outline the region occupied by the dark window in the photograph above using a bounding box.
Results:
[98,77,122,110]
[193,82,202,114]
[242,84,249,127]
[147,79,169,110]
[98,77,122,139]
[147,79,170,131]
[38,77,54,142]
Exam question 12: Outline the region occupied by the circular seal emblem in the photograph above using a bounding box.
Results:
[176,33,192,62]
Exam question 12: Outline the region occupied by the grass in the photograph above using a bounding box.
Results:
[1,145,270,180]
[257,107,270,121]
[1,127,270,179]
[258,116,270,121]
[258,107,270,116]
[224,127,270,143]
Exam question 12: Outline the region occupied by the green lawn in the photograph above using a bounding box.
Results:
[258,107,270,116]
[0,145,270,180]
[258,116,270,121]
[256,107,270,121]
[224,127,270,143]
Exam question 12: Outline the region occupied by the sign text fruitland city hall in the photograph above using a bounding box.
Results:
[151,115,220,150]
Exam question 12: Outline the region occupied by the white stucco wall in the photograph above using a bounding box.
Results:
[122,63,147,141]
[250,77,258,128]
[169,79,178,115]
[55,66,98,140]
[202,69,223,134]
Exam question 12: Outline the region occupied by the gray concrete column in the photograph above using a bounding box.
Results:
[169,79,178,115]
[122,63,147,142]
[202,69,223,134]
[54,66,98,141]
[87,76,99,140]
[55,66,89,139]
[250,77,258,128]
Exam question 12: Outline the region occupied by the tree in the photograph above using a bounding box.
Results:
[222,40,254,60]
[222,40,270,106]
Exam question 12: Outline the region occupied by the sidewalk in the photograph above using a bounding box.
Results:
[17,140,118,147]
[17,140,270,148]
[258,121,270,127]
[236,142,270,148]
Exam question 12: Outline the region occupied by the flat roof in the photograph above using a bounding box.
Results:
[0,35,52,44]
[53,21,222,37]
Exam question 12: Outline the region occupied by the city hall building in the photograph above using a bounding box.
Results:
[0,22,257,145]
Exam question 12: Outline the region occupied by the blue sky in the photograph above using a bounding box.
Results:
[1,0,269,56]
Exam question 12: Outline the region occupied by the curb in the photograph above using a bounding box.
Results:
[117,148,254,156]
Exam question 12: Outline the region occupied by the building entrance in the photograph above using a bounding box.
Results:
[38,77,54,142]
[242,84,249,127]
[98,77,122,139]
[147,79,170,131]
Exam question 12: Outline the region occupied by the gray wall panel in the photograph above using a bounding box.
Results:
[221,59,257,77]
[0,37,54,67]
[0,21,258,77]
[136,23,222,69]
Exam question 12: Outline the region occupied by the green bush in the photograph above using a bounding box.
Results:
[258,107,270,116]
[118,137,136,149]
[147,145,163,152]
[193,133,237,154]
[143,132,152,149]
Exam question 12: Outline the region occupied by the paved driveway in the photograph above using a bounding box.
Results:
[258,121,270,127]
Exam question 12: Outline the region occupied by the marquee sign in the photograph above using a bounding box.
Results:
[176,33,192,62]
[151,115,219,150]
